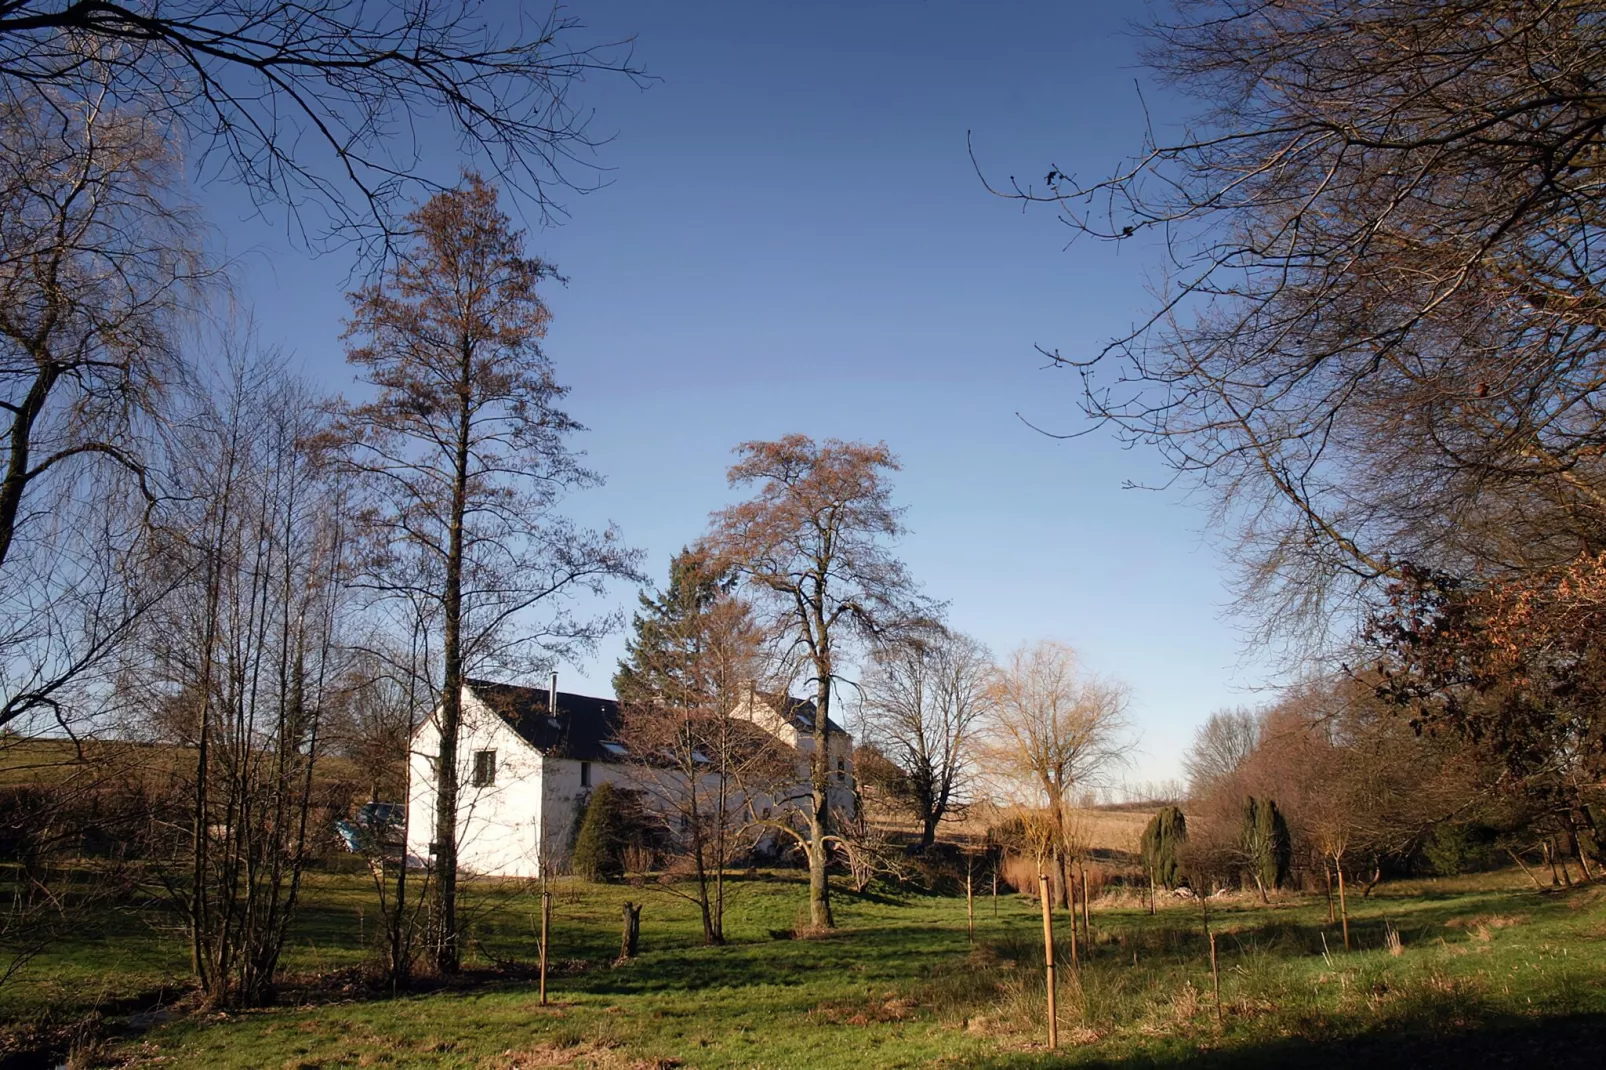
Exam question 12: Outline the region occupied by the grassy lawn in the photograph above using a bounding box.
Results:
[7,868,1606,1068]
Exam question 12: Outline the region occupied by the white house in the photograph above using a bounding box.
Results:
[405,677,855,879]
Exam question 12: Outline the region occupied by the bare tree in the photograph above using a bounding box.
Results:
[0,81,208,734]
[332,174,639,973]
[704,435,934,929]
[990,1,1606,645]
[1182,708,1261,800]
[0,1,646,252]
[861,627,993,847]
[133,354,351,1007]
[981,641,1131,908]
[614,550,791,945]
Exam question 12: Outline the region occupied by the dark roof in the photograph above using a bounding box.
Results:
[755,690,846,735]
[466,679,623,762]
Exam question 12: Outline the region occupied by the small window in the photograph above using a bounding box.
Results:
[472,750,496,788]
[836,757,846,782]
[580,761,591,787]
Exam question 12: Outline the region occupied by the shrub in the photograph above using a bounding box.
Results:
[1421,821,1500,876]
[1241,797,1291,894]
[1140,806,1187,889]
[571,782,628,882]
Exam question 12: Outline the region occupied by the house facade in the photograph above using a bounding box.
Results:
[405,677,855,879]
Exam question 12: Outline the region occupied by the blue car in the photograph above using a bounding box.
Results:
[335,802,404,856]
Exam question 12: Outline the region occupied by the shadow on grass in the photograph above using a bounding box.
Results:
[962,1012,1606,1068]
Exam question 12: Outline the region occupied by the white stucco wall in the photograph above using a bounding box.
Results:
[406,685,638,879]
[407,687,549,879]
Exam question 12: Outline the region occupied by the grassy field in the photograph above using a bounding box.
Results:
[6,865,1605,1068]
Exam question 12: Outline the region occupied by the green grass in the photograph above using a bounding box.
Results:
[8,868,1606,1068]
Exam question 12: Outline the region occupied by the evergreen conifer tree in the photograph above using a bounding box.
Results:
[572,782,627,883]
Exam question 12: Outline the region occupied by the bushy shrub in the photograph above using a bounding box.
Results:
[571,782,628,882]
[1421,821,1501,876]
[1140,806,1187,889]
[1241,796,1291,893]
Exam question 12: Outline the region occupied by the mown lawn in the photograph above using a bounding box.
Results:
[8,868,1606,1068]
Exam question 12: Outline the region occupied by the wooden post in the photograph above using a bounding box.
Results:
[966,861,975,944]
[1335,863,1350,951]
[1080,862,1092,943]
[620,902,641,960]
[1038,875,1057,1050]
[992,862,999,918]
[539,890,551,1005]
[1067,865,1079,969]
[1323,861,1335,923]
[1209,929,1222,1023]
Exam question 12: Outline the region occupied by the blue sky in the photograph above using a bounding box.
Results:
[204,1,1272,786]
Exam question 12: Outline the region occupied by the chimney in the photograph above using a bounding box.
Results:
[549,671,558,717]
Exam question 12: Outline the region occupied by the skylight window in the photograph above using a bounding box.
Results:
[600,741,629,758]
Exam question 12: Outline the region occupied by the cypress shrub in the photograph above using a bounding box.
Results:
[1241,796,1291,894]
[1140,805,1187,889]
[571,782,628,882]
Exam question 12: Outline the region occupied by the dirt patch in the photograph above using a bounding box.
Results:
[809,993,920,1026]
[483,1039,679,1069]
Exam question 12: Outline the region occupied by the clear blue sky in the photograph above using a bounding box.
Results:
[204,1,1273,787]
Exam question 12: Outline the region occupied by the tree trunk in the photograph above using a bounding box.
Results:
[0,362,61,576]
[1080,862,1091,942]
[538,890,551,1005]
[1507,847,1544,890]
[1038,874,1057,1051]
[1323,861,1334,923]
[808,666,834,930]
[619,902,641,960]
[1066,861,1079,969]
[432,372,473,976]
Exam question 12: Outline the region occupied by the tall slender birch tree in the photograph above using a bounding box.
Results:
[334,174,638,973]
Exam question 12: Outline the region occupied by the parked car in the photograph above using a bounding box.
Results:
[335,801,403,856]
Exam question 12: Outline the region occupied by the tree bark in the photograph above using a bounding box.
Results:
[808,646,834,930]
[431,353,473,976]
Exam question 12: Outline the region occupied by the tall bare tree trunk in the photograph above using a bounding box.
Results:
[432,372,472,975]
[809,661,834,930]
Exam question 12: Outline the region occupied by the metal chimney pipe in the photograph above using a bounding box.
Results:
[549,671,558,718]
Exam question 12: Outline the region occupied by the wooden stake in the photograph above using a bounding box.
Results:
[1209,929,1222,1023]
[539,890,551,1005]
[1080,862,1091,943]
[619,902,640,960]
[1038,875,1057,1050]
[966,862,975,945]
[1335,862,1350,951]
[1067,864,1079,969]
[991,862,999,917]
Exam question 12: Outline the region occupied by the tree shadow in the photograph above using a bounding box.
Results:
[961,1013,1606,1068]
